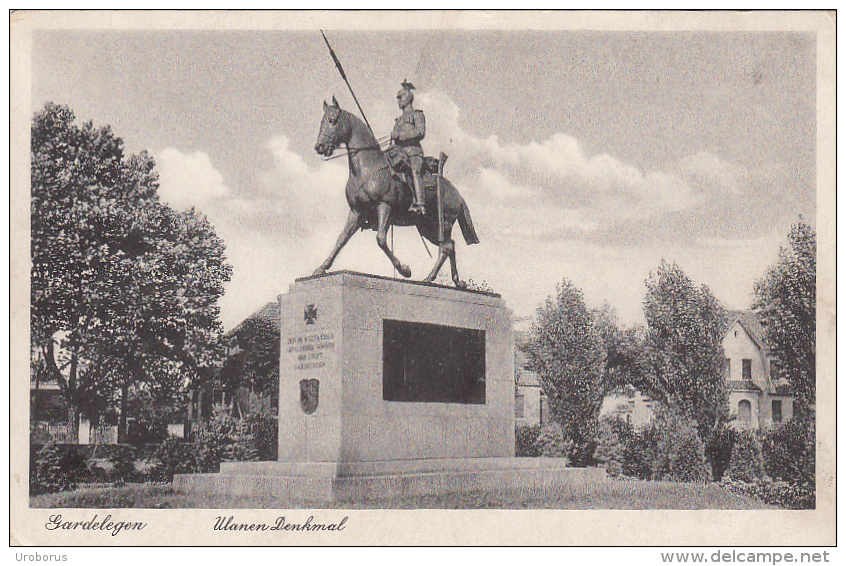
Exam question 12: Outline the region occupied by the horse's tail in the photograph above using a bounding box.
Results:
[457,199,480,245]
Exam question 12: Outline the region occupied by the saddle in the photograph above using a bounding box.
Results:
[385,147,442,206]
[385,146,441,178]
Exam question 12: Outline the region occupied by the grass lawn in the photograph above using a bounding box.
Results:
[31,479,774,509]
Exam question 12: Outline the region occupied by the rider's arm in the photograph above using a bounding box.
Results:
[406,111,425,143]
[395,112,425,143]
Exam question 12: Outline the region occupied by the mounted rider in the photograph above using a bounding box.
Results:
[390,80,427,215]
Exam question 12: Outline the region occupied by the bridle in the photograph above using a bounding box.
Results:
[319,109,389,161]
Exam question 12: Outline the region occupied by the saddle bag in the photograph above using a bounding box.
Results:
[385,145,409,171]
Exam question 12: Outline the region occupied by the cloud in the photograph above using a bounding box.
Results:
[417,91,705,235]
[176,135,351,329]
[222,135,349,238]
[154,148,229,210]
[416,90,813,247]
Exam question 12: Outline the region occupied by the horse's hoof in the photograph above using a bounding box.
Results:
[313,267,327,277]
[399,265,412,278]
[455,280,467,289]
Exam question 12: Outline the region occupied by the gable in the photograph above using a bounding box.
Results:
[723,320,764,356]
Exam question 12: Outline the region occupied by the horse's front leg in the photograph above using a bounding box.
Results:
[376,202,411,278]
[313,209,362,276]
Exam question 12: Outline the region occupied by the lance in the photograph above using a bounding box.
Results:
[320,30,374,135]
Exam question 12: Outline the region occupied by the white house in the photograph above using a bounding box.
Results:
[601,392,656,429]
[514,330,547,427]
[723,311,793,429]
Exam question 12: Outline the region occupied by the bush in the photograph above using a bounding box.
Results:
[721,477,815,509]
[154,438,199,482]
[535,425,575,461]
[86,458,115,482]
[725,431,766,483]
[244,413,278,461]
[33,443,88,493]
[514,424,576,462]
[761,416,815,485]
[622,425,659,480]
[654,410,711,483]
[705,427,738,482]
[226,421,260,462]
[133,458,161,480]
[515,424,542,457]
[109,445,138,482]
[593,417,633,477]
[191,407,264,473]
[592,407,713,482]
[668,432,712,483]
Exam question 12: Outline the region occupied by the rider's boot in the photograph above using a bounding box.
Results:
[408,171,426,215]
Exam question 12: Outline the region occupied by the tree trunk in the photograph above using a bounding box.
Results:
[117,380,129,444]
[67,405,80,444]
[66,348,80,442]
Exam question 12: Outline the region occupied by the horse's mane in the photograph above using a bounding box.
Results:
[342,108,379,148]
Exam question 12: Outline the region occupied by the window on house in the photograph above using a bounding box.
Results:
[738,400,752,424]
[725,358,731,379]
[515,394,524,418]
[742,359,752,381]
[772,400,783,424]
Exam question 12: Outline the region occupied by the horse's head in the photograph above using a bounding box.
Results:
[314,96,350,157]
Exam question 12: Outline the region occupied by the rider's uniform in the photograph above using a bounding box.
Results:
[391,81,426,214]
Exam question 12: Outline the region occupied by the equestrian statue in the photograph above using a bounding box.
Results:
[312,94,479,287]
[313,32,479,287]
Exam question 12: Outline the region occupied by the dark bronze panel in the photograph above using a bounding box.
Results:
[382,319,485,404]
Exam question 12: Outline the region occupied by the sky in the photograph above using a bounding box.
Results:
[30,29,817,330]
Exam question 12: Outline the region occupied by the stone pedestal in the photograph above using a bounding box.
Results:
[277,270,514,463]
[173,271,604,503]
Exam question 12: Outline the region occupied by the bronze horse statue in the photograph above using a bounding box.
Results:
[312,97,479,286]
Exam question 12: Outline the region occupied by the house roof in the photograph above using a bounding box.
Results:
[725,310,769,354]
[227,296,282,336]
[728,380,763,393]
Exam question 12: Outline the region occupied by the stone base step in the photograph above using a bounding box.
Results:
[173,458,606,503]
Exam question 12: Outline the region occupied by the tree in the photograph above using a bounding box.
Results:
[99,204,232,440]
[753,222,816,411]
[592,302,644,394]
[633,261,728,440]
[524,279,606,464]
[31,103,232,440]
[219,314,280,417]
[31,102,141,438]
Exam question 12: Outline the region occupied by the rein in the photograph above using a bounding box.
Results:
[321,140,388,161]
[320,112,390,161]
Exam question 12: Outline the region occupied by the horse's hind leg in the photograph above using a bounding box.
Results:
[447,238,466,288]
[422,222,452,283]
[376,202,411,278]
[423,243,449,283]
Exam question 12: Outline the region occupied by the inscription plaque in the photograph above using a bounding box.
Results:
[382,319,485,404]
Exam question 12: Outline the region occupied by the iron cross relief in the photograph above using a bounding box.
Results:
[304,304,318,325]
